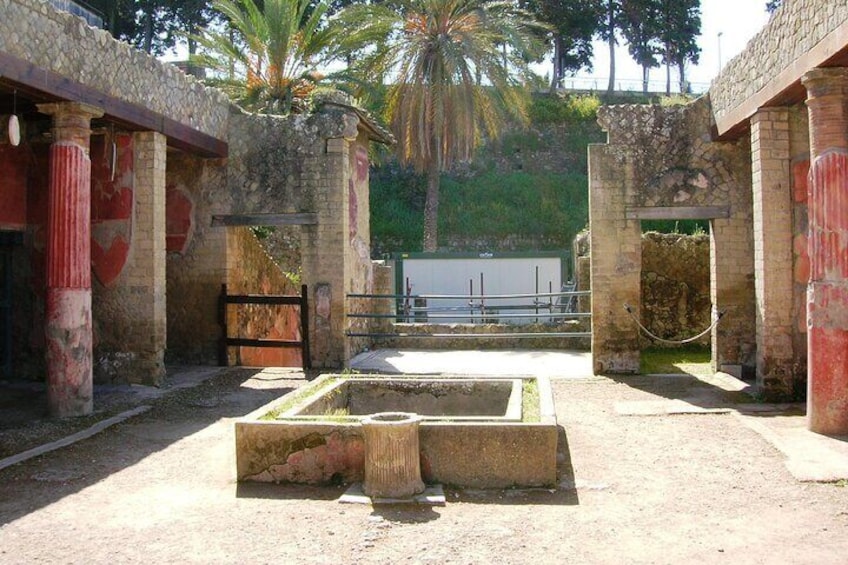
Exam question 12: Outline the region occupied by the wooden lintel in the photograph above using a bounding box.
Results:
[0,51,228,158]
[625,206,731,220]
[211,213,318,227]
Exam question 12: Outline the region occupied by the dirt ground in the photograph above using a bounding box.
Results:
[1,366,847,564]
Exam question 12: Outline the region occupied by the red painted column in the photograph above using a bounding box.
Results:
[801,69,848,435]
[37,102,103,418]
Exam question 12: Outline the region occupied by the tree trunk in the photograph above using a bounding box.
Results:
[642,65,650,93]
[422,140,441,252]
[678,59,687,93]
[188,23,198,56]
[550,36,562,93]
[142,8,154,54]
[606,1,616,94]
[665,43,671,95]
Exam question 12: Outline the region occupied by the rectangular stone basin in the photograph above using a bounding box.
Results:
[235,375,558,488]
[286,377,523,420]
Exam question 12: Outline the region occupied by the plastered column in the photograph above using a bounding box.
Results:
[750,108,796,397]
[37,102,103,417]
[129,131,167,384]
[588,144,641,374]
[801,68,848,434]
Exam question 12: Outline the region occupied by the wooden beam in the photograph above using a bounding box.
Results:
[0,51,227,158]
[224,294,303,306]
[625,206,730,220]
[211,213,318,227]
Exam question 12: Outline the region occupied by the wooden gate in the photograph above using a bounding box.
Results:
[218,283,311,370]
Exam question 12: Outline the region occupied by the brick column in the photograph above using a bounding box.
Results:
[37,102,103,417]
[709,216,756,375]
[588,144,641,374]
[750,108,796,397]
[801,68,848,434]
[130,131,167,384]
[301,136,350,369]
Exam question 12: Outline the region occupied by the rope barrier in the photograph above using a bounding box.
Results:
[623,303,725,345]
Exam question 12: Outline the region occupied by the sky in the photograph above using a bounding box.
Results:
[164,0,773,94]
[562,0,773,93]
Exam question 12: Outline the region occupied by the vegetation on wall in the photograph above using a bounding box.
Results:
[370,90,700,256]
[370,93,606,256]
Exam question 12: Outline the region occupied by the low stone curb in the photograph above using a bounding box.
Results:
[0,405,151,472]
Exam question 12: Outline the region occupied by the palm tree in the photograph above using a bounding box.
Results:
[194,0,337,114]
[341,0,544,251]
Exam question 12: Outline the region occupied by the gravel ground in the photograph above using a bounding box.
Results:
[1,366,847,564]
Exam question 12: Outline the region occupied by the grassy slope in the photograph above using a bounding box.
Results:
[369,93,609,255]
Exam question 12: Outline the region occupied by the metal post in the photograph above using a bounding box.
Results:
[534,266,539,323]
[468,278,474,323]
[404,277,412,323]
[218,283,228,366]
[480,273,486,321]
[300,284,311,370]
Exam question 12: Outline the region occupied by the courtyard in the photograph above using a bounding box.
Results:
[1,358,847,563]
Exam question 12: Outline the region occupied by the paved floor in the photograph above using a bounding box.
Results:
[2,364,848,563]
[350,349,594,378]
[351,349,848,482]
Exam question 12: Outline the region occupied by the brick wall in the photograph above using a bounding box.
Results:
[167,105,378,369]
[589,99,755,374]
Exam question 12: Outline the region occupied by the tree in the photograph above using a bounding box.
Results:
[341,0,543,251]
[621,0,660,93]
[93,0,216,56]
[656,0,700,94]
[194,0,337,114]
[597,0,622,94]
[525,0,603,91]
[171,0,217,56]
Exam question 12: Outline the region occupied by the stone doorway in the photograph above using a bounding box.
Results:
[0,231,22,379]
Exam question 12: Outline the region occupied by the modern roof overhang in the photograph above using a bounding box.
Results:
[0,51,228,158]
[714,19,848,141]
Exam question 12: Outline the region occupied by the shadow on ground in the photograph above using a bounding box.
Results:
[0,366,302,526]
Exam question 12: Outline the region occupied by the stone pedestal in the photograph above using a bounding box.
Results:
[362,412,425,499]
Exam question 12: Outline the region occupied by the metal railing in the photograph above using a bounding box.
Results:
[346,288,591,339]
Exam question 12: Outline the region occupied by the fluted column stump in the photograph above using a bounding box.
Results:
[37,102,103,418]
[362,412,425,499]
[802,68,848,435]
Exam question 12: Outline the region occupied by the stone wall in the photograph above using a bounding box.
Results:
[710,0,848,132]
[640,232,710,346]
[167,104,378,368]
[589,98,755,374]
[0,0,230,140]
[371,322,590,351]
[165,152,227,365]
[575,231,710,349]
[478,121,604,176]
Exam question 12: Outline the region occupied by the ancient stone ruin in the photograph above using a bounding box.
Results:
[589,0,848,434]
